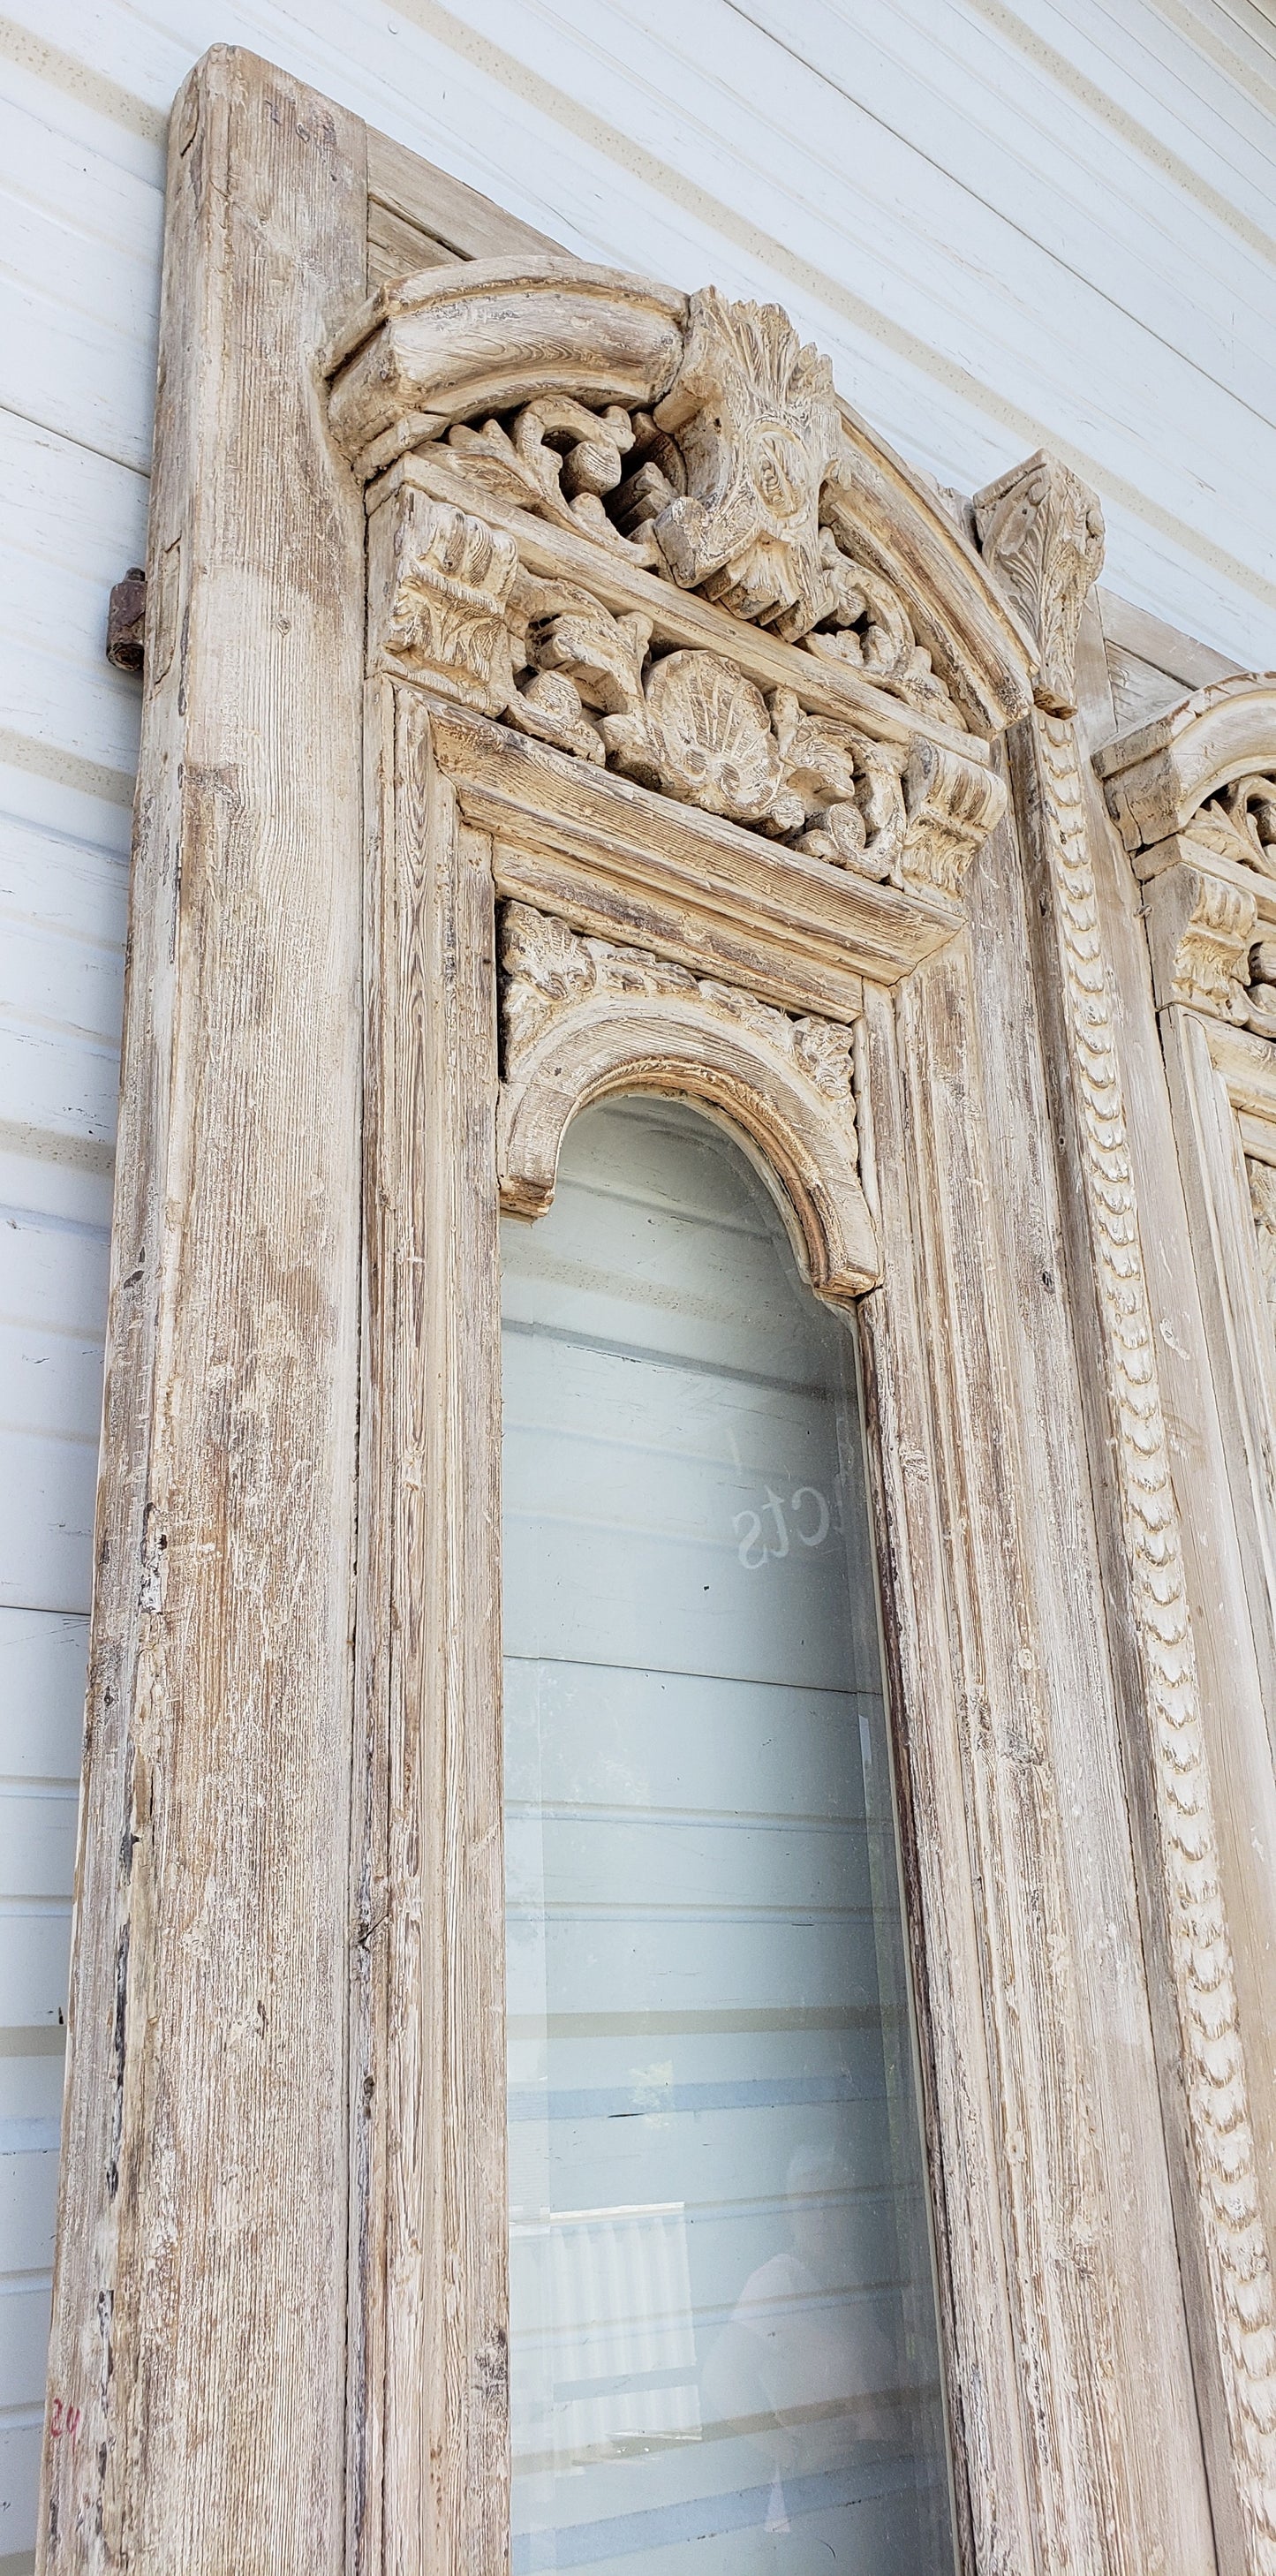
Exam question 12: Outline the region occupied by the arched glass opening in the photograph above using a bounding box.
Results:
[502,1094,955,2573]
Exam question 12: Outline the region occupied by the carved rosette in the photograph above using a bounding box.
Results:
[974,450,1105,720]
[982,457,1276,2571]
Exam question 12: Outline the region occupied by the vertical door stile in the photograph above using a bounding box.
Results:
[360,679,509,2576]
[40,49,368,2576]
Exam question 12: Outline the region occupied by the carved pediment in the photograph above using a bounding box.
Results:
[328,257,1035,747]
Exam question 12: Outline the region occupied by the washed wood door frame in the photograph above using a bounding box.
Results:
[40,42,1250,2576]
[1083,680,1276,2570]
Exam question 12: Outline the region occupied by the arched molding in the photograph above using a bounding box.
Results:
[495,902,879,1302]
[1098,673,1276,862]
[1095,674,1276,1029]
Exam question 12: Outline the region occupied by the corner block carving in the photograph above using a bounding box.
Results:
[381,488,519,712]
[1143,862,1258,1021]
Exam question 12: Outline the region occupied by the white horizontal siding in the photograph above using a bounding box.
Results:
[0,0,1274,2558]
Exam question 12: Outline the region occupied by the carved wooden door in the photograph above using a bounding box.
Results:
[38,42,1276,2576]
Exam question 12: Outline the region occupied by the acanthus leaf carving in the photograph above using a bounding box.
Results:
[770,688,901,880]
[420,383,978,737]
[1181,775,1276,882]
[499,900,857,1109]
[445,396,661,568]
[1142,861,1258,1022]
[379,492,519,713]
[495,572,1000,893]
[332,261,1037,739]
[374,487,1006,903]
[902,735,1008,900]
[649,288,841,632]
[973,450,1106,719]
[1095,683,1276,1039]
[803,523,965,727]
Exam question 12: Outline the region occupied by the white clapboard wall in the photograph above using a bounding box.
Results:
[2,0,1276,2562]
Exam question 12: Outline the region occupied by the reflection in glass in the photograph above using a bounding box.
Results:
[502,1096,956,2572]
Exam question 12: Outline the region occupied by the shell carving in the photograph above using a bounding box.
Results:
[604,651,804,829]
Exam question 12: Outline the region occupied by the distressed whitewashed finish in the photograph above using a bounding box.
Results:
[993,496,1276,2567]
[7,6,1276,2573]
[61,87,1217,2572]
[39,48,366,2576]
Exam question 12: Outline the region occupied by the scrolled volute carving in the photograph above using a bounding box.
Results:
[1191,774,1276,880]
[973,449,1105,719]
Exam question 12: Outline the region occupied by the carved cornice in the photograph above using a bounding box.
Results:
[372,480,1006,906]
[1097,675,1276,867]
[326,258,688,480]
[973,450,1106,719]
[496,902,879,1298]
[328,257,1035,740]
[1096,676,1276,1032]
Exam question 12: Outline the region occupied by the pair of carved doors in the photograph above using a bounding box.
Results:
[38,42,1276,2576]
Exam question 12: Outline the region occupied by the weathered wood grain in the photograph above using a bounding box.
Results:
[1015,586,1275,2575]
[38,48,366,2575]
[861,881,1212,2572]
[39,49,1258,2574]
[351,684,508,2576]
[366,127,562,268]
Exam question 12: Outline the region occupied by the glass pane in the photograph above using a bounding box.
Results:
[502,1095,955,2575]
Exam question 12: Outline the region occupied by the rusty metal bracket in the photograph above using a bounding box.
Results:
[106,568,146,673]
